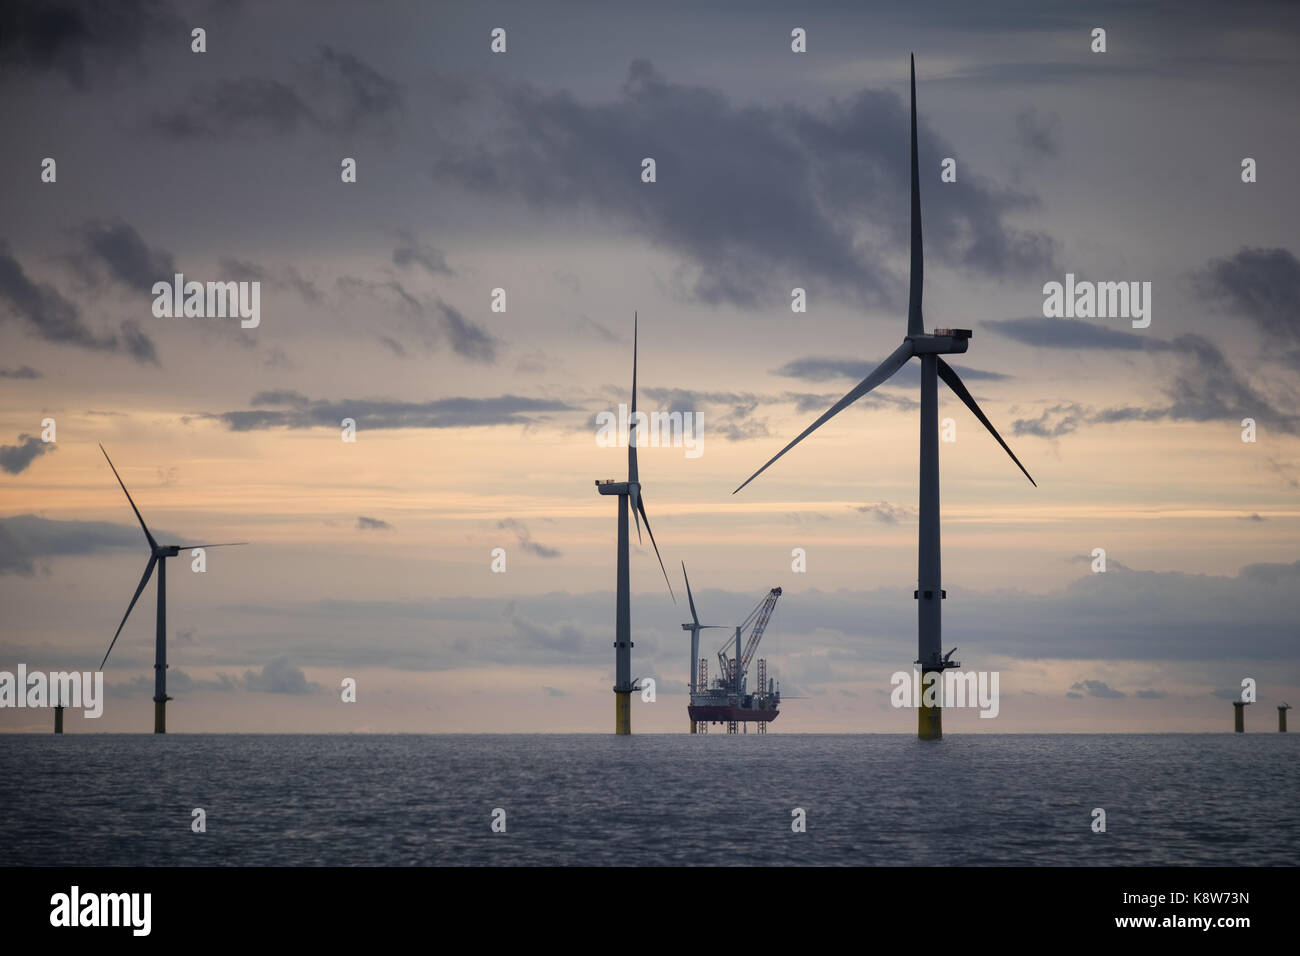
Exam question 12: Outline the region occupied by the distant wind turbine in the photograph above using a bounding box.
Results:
[734,56,1036,740]
[99,444,246,733]
[680,562,727,733]
[594,315,675,735]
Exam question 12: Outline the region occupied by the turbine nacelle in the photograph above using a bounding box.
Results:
[907,329,971,355]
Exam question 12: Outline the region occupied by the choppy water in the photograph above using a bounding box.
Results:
[1,734,1295,866]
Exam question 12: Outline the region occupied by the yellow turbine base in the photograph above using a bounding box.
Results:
[154,700,167,734]
[690,719,697,734]
[918,697,942,739]
[54,708,64,734]
[615,692,630,735]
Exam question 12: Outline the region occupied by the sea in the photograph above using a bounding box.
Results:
[1,734,1295,866]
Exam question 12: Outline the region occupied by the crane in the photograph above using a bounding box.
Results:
[716,587,782,694]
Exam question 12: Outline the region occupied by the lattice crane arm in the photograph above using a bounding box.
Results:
[740,588,782,673]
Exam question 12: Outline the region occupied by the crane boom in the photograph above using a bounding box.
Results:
[740,588,782,674]
[709,587,783,693]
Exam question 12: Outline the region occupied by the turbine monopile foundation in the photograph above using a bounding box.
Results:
[1233,700,1251,733]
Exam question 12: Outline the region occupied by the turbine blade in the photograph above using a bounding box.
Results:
[734,341,913,494]
[636,493,676,604]
[174,542,249,549]
[99,444,156,549]
[628,312,639,484]
[682,561,700,626]
[907,54,925,338]
[101,554,157,669]
[629,485,643,544]
[936,357,1036,487]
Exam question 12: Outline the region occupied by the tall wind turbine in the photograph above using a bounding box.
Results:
[734,56,1036,740]
[99,444,245,733]
[680,562,727,733]
[594,315,675,735]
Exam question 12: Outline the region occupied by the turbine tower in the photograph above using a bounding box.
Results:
[734,56,1036,740]
[594,316,675,735]
[680,562,727,733]
[99,444,245,733]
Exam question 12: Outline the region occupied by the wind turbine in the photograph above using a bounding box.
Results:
[98,444,245,733]
[734,56,1036,740]
[594,315,676,735]
[680,561,727,733]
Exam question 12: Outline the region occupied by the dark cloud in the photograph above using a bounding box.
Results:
[432,60,1055,310]
[0,435,55,476]
[0,514,148,574]
[984,317,1168,351]
[1070,679,1125,699]
[0,245,111,348]
[1012,402,1085,438]
[210,391,576,432]
[356,516,393,531]
[220,258,323,306]
[785,389,917,414]
[1196,246,1300,352]
[243,657,323,695]
[0,244,160,362]
[638,386,768,442]
[0,0,179,89]
[1135,689,1167,699]
[77,218,175,288]
[1011,334,1299,436]
[1013,107,1061,157]
[335,277,496,362]
[148,46,402,139]
[119,318,159,364]
[437,299,497,362]
[392,230,453,277]
[498,518,561,559]
[0,365,41,379]
[149,75,312,138]
[1159,334,1296,432]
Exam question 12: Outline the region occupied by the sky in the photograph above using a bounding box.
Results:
[1,0,1298,733]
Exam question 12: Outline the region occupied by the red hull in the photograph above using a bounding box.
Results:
[688,704,780,723]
